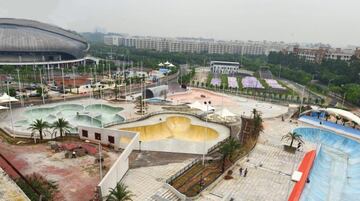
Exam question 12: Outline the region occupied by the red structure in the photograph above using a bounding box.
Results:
[288,150,316,201]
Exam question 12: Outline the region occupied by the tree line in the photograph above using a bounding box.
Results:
[268,51,360,105]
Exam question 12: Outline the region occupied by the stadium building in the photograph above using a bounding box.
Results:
[0,18,97,67]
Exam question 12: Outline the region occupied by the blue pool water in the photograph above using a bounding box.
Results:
[145,98,171,104]
[299,115,360,137]
[294,127,360,201]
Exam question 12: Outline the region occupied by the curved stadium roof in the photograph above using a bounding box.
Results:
[0,18,89,60]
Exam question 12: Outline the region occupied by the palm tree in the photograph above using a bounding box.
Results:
[251,108,258,118]
[335,116,341,124]
[106,182,134,201]
[52,118,71,138]
[28,119,50,141]
[219,138,241,173]
[281,132,304,148]
[253,113,264,136]
[325,113,330,121]
[352,121,358,129]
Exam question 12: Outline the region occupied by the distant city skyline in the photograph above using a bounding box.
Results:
[1,0,360,47]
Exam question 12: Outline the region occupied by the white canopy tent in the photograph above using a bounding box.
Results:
[158,63,164,67]
[164,61,171,66]
[168,63,175,67]
[188,101,215,112]
[0,106,9,110]
[0,93,18,133]
[215,108,236,118]
[0,93,19,103]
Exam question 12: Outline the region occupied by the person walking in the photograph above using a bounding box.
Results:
[239,167,243,176]
[244,168,248,177]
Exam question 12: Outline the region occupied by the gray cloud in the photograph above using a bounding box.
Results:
[0,0,359,46]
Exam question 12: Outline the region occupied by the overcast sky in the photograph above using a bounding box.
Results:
[0,0,359,47]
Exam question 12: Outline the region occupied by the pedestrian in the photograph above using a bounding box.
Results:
[239,167,243,176]
[297,142,302,149]
[244,168,248,177]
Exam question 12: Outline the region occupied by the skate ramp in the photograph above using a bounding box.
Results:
[121,116,219,142]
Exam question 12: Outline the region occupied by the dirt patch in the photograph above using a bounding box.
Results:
[0,139,119,201]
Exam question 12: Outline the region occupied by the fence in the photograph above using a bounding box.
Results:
[192,85,324,106]
[207,136,230,154]
[165,158,200,184]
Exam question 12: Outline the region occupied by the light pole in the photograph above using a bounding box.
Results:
[327,79,335,89]
[61,67,65,101]
[202,101,211,166]
[6,81,14,133]
[72,66,76,93]
[99,142,103,180]
[39,69,45,105]
[16,69,24,107]
[299,85,305,115]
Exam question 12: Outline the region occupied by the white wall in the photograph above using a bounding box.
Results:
[78,126,122,150]
[77,126,139,199]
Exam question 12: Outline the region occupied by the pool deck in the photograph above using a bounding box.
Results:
[197,117,317,201]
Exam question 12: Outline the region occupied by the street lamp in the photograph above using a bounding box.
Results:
[202,101,211,166]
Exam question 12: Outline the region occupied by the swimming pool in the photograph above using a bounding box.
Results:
[294,127,360,201]
[145,97,171,104]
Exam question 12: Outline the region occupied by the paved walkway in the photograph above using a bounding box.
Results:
[198,117,316,201]
[122,160,192,201]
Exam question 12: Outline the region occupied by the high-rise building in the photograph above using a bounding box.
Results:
[103,35,273,56]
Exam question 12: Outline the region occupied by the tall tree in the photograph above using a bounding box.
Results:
[219,138,241,172]
[106,182,134,201]
[51,118,71,138]
[28,119,50,141]
[281,132,304,148]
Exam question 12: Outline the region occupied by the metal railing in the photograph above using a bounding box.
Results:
[165,158,200,184]
[207,136,230,154]
[192,85,322,106]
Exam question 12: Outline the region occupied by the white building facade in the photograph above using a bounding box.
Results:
[104,35,269,56]
[210,61,240,74]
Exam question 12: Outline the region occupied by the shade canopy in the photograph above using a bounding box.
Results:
[164,61,171,65]
[188,101,215,112]
[158,63,164,67]
[0,106,9,110]
[0,93,18,103]
[168,63,175,67]
[323,108,360,125]
[302,107,360,125]
[215,108,236,117]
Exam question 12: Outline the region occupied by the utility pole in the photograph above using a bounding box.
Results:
[39,69,45,105]
[16,69,24,107]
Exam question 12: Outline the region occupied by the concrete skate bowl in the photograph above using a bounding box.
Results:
[9,103,124,137]
[118,115,229,154]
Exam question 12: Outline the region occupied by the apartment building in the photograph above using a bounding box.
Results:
[104,35,268,56]
[325,48,353,61]
[291,46,354,63]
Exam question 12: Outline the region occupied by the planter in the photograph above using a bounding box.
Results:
[283,145,296,153]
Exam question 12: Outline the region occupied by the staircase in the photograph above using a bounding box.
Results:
[148,187,182,201]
